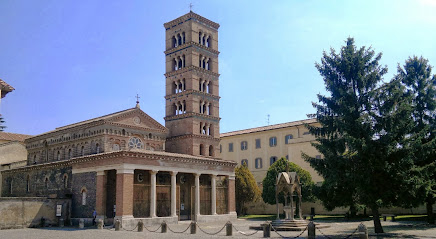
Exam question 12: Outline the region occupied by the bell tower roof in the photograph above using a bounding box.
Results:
[164,11,220,30]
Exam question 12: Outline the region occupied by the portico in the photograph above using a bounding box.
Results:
[72,150,237,227]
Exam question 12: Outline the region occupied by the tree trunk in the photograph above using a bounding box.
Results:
[350,204,357,218]
[426,196,435,224]
[372,207,384,233]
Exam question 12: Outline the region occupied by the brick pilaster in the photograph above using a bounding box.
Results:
[115,171,134,217]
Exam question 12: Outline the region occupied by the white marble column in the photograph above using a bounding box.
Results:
[194,173,201,219]
[171,171,178,217]
[150,170,158,218]
[290,191,294,220]
[211,174,217,215]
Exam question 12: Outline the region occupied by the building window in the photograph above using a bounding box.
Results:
[241,141,248,150]
[209,145,214,156]
[255,158,263,169]
[57,151,61,160]
[285,134,293,144]
[26,175,30,192]
[255,139,261,149]
[219,144,222,153]
[63,174,68,189]
[128,137,144,149]
[269,137,277,147]
[81,146,85,156]
[303,131,310,135]
[81,188,87,206]
[241,159,248,167]
[228,143,233,152]
[315,155,322,159]
[96,144,100,154]
[45,177,49,189]
[9,179,13,194]
[68,149,72,159]
[270,156,278,166]
[33,155,37,164]
[113,144,120,151]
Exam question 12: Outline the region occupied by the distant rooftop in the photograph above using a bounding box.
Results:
[220,118,317,137]
[0,132,32,142]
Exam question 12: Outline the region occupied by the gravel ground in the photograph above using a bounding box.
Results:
[1,219,435,239]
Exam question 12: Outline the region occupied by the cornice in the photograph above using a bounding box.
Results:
[164,65,220,78]
[164,112,220,122]
[1,159,72,174]
[70,150,235,168]
[164,42,219,56]
[164,90,220,101]
[165,134,220,142]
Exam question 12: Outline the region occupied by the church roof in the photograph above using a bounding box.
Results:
[0,132,32,142]
[220,118,317,137]
[28,107,167,140]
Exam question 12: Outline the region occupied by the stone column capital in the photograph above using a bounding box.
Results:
[170,171,178,176]
[150,170,158,175]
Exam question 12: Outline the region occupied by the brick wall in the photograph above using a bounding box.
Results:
[71,172,96,218]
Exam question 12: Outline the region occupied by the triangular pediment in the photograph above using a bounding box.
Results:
[105,108,168,133]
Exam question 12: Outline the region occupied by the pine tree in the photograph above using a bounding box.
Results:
[235,162,261,215]
[396,56,436,224]
[304,38,414,233]
[0,115,5,131]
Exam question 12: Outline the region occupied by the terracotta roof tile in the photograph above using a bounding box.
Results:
[0,132,32,142]
[220,118,317,137]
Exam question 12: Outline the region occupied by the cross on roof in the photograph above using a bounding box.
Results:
[189,3,193,12]
[135,94,140,104]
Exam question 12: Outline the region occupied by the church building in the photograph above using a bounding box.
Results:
[1,12,237,227]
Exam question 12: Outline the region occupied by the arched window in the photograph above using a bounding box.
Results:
[209,145,214,156]
[219,144,222,153]
[113,143,120,151]
[255,158,263,169]
[269,137,277,147]
[57,151,61,160]
[63,174,68,189]
[45,177,49,189]
[81,188,87,206]
[9,178,13,194]
[241,159,248,167]
[270,156,278,166]
[285,134,293,144]
[199,144,204,156]
[241,141,248,150]
[128,137,144,149]
[81,146,85,156]
[68,149,72,159]
[96,144,100,154]
[26,175,30,192]
[33,155,37,164]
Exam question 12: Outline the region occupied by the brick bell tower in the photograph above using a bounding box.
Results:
[164,12,220,157]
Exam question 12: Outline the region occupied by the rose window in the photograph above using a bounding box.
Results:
[128,137,144,149]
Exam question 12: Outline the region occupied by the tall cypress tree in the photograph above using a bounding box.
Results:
[303,38,414,233]
[396,56,436,224]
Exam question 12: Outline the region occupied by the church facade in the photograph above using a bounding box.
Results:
[1,12,237,227]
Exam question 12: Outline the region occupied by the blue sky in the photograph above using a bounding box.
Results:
[1,0,435,135]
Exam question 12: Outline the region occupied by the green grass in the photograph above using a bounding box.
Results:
[238,214,430,222]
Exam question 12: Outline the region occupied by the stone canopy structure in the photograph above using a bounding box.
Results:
[1,12,237,227]
[276,171,302,220]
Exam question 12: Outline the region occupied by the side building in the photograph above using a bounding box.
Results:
[220,119,346,215]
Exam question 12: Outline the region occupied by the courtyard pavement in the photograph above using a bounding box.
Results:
[1,218,436,239]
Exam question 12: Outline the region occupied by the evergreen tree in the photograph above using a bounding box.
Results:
[235,162,261,215]
[0,115,5,131]
[396,56,436,224]
[262,157,315,206]
[303,38,414,233]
